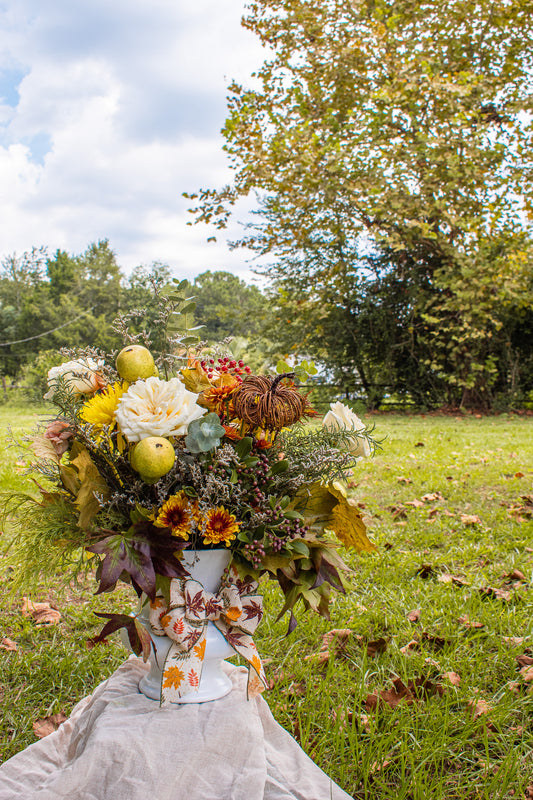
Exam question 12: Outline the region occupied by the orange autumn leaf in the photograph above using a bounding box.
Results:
[188,669,199,688]
[225,605,241,622]
[172,618,185,636]
[162,666,185,689]
[194,639,206,660]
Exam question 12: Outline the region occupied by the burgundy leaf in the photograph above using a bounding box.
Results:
[315,555,345,593]
[92,612,154,660]
[243,600,263,621]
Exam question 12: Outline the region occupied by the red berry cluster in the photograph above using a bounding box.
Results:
[199,357,252,382]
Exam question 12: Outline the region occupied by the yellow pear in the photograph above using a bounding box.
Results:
[116,345,158,383]
[130,437,175,484]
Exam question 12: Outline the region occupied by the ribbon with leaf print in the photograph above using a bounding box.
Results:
[148,567,267,705]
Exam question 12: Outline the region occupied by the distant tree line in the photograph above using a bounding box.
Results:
[0,240,269,399]
[1,233,532,410]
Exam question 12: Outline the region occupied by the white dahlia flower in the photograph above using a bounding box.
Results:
[322,401,371,458]
[44,358,105,400]
[115,376,204,442]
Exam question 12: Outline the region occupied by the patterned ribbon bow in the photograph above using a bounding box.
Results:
[149,566,267,705]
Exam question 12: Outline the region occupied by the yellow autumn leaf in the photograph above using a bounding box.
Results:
[194,639,206,660]
[69,443,108,529]
[326,482,376,552]
[180,364,212,394]
[29,435,61,464]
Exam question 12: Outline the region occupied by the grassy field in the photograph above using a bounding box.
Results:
[1,403,532,799]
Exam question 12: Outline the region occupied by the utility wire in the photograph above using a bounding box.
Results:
[0,307,95,346]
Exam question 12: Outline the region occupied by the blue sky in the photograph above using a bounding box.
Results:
[0,0,266,279]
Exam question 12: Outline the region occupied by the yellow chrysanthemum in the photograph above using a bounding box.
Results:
[202,506,240,547]
[80,381,128,429]
[155,491,196,539]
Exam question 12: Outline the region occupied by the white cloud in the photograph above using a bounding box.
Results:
[0,0,266,280]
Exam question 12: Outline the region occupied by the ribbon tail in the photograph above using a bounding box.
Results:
[159,627,207,706]
[214,620,268,699]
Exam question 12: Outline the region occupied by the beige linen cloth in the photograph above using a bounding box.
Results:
[0,658,352,800]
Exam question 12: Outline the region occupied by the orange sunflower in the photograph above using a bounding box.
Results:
[155,491,197,539]
[202,506,240,547]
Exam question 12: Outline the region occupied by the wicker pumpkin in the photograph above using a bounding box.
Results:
[232,373,307,432]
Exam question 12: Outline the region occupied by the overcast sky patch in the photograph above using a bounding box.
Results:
[0,0,266,281]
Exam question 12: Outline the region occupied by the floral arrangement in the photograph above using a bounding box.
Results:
[3,278,377,663]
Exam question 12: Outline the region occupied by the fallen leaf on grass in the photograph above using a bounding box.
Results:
[414,442,425,447]
[421,632,451,649]
[458,615,485,629]
[421,492,444,502]
[21,598,61,625]
[400,639,419,654]
[305,628,353,664]
[416,564,436,579]
[406,609,421,623]
[442,671,461,686]
[387,504,408,520]
[0,637,17,651]
[405,498,425,508]
[369,760,393,773]
[285,680,306,699]
[479,586,513,602]
[525,785,533,800]
[519,666,533,682]
[516,655,533,668]
[364,676,443,711]
[33,712,67,739]
[438,573,469,586]
[460,514,482,525]
[503,569,526,582]
[502,636,526,646]
[469,698,492,719]
[396,476,412,484]
[366,637,388,658]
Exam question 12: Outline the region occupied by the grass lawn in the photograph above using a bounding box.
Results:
[1,403,532,799]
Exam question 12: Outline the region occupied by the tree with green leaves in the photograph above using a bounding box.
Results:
[188,0,533,407]
[192,270,267,339]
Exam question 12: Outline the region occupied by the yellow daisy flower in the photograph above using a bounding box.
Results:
[202,506,240,547]
[80,381,128,429]
[155,491,196,539]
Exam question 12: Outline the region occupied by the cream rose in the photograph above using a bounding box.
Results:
[115,376,205,442]
[44,358,105,400]
[322,401,371,458]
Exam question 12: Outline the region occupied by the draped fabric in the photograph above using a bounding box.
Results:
[0,659,353,800]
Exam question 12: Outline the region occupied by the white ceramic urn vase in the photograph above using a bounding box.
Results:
[135,549,235,704]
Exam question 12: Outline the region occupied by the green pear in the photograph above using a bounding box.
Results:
[116,345,158,383]
[130,437,176,484]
